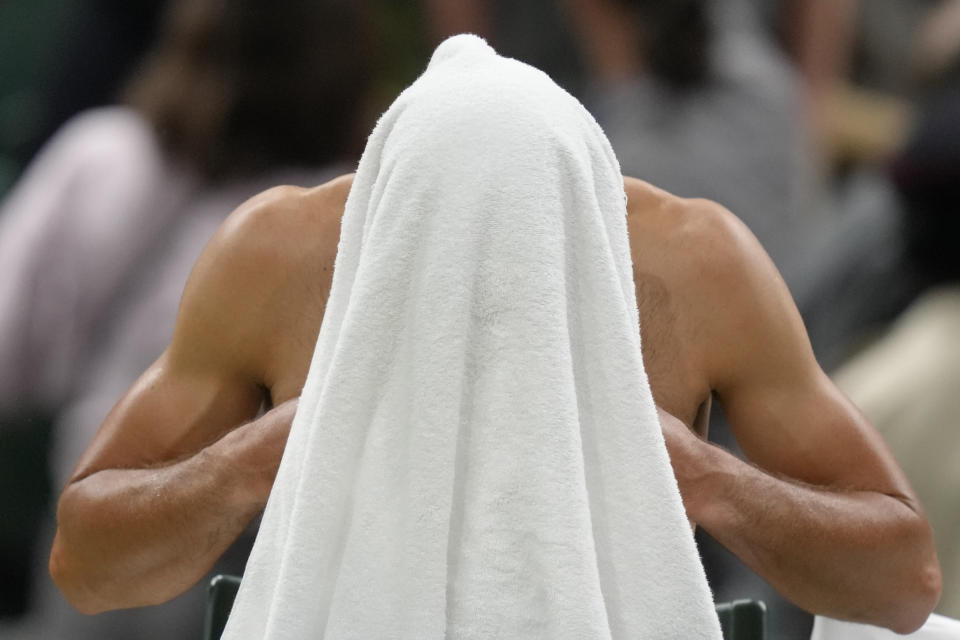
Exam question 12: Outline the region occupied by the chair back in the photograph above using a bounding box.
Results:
[716,599,767,640]
[204,574,242,640]
[204,574,766,640]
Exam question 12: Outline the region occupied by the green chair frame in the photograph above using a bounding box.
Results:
[715,599,767,640]
[205,574,766,640]
[204,574,242,640]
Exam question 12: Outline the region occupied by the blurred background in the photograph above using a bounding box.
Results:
[1,0,958,638]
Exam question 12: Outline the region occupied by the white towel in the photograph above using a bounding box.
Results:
[221,34,722,639]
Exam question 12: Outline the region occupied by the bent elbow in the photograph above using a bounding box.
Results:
[886,551,943,635]
[903,558,942,634]
[50,486,119,615]
[49,531,107,615]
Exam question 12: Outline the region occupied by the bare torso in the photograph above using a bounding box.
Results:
[53,172,938,627]
[260,174,712,434]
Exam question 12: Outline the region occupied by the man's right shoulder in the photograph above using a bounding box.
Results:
[167,174,353,381]
[216,173,354,255]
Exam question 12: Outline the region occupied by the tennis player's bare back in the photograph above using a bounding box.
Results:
[50,174,940,632]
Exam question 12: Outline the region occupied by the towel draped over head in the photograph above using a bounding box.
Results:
[222,34,722,639]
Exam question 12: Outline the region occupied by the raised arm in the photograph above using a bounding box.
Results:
[664,201,941,633]
[48,186,316,613]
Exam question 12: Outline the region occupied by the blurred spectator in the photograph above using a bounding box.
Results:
[785,0,960,370]
[834,78,960,620]
[777,0,916,166]
[914,0,960,87]
[564,0,817,289]
[0,0,166,198]
[0,0,377,637]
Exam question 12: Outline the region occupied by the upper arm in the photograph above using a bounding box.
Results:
[64,188,305,484]
[697,202,917,501]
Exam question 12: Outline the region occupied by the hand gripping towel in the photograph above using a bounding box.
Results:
[221,34,722,640]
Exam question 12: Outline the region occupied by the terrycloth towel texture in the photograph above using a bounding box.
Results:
[221,34,722,639]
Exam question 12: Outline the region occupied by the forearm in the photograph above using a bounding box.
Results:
[686,442,940,633]
[50,400,295,613]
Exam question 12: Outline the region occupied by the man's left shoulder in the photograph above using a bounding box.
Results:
[624,177,807,379]
[623,177,776,293]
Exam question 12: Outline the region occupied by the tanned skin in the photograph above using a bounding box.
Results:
[49,174,941,632]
